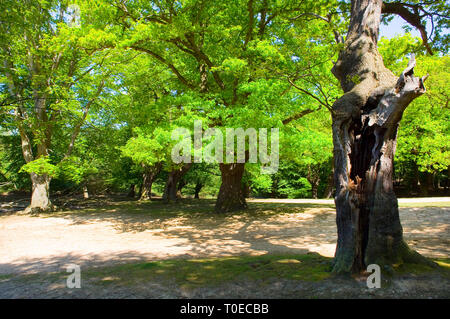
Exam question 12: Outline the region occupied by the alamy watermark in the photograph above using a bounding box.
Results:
[66,264,81,289]
[366,264,381,288]
[171,120,279,174]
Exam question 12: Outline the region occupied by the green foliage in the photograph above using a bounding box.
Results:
[58,156,99,185]
[121,128,171,167]
[0,0,448,199]
[380,36,450,181]
[397,55,450,174]
[20,156,59,178]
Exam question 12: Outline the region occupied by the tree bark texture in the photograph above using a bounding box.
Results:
[28,173,53,213]
[215,163,247,213]
[331,0,433,273]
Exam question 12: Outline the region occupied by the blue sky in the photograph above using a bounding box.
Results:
[380,16,421,39]
[379,15,436,39]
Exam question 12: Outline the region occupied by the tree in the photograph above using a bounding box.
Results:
[0,0,115,212]
[110,0,333,212]
[121,128,170,200]
[282,109,333,198]
[329,0,443,273]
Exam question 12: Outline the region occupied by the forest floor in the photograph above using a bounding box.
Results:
[0,195,449,298]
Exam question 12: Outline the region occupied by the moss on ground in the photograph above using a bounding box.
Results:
[3,254,449,293]
[82,253,333,288]
[392,257,450,277]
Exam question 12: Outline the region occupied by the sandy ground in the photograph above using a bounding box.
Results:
[0,199,448,276]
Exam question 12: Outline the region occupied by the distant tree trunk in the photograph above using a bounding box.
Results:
[140,163,162,201]
[331,0,434,273]
[83,184,89,199]
[306,165,320,199]
[177,179,187,197]
[324,171,335,199]
[215,163,247,213]
[163,163,192,203]
[426,172,435,195]
[127,184,136,198]
[28,172,53,213]
[243,182,251,199]
[194,182,203,199]
[311,181,319,199]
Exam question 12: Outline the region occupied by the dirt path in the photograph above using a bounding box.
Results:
[1,201,448,275]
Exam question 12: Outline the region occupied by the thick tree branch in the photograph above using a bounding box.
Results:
[129,45,195,88]
[244,0,254,48]
[382,2,433,55]
[282,108,317,125]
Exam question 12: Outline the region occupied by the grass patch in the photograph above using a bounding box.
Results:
[398,202,450,208]
[83,253,333,288]
[392,258,450,278]
[0,274,12,281]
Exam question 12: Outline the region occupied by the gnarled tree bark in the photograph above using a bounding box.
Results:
[331,0,434,273]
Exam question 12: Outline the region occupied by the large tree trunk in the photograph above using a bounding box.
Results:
[331,0,433,273]
[162,163,192,203]
[140,163,162,201]
[215,163,247,213]
[28,173,53,213]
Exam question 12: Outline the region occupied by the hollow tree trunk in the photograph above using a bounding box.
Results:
[163,163,192,203]
[331,0,433,273]
[140,163,162,201]
[28,172,53,213]
[215,163,247,213]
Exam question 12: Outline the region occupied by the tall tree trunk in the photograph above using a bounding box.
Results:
[140,163,162,201]
[331,0,433,273]
[163,163,192,203]
[215,163,247,213]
